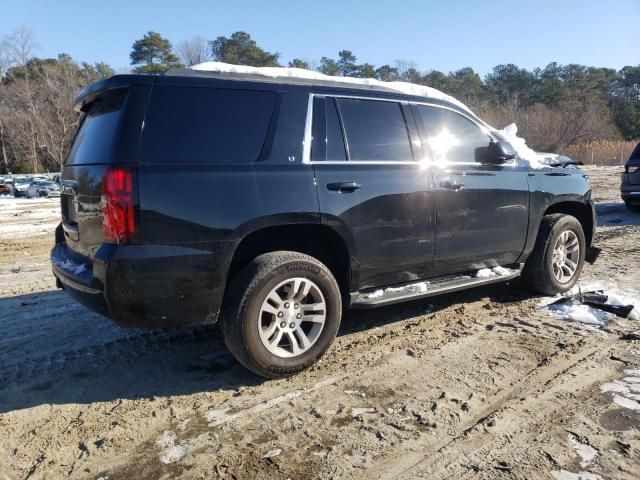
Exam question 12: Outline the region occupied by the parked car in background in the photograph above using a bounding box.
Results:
[26,180,61,198]
[13,179,31,197]
[52,69,597,378]
[0,178,13,195]
[622,142,640,212]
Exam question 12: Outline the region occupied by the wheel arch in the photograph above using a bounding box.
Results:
[543,200,594,247]
[228,223,353,295]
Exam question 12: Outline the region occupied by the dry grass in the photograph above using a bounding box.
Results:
[563,140,639,166]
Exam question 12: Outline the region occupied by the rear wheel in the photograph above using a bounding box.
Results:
[221,251,342,378]
[522,214,586,295]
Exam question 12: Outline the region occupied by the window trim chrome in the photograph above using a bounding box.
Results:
[301,92,501,166]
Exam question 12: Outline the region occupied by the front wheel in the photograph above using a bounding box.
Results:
[522,214,586,296]
[221,251,342,378]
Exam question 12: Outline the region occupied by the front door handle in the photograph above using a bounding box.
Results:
[440,178,464,191]
[327,181,361,193]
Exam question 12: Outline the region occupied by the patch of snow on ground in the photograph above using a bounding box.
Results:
[600,368,640,411]
[551,470,604,480]
[543,282,640,327]
[205,408,234,426]
[156,430,188,464]
[550,303,607,326]
[262,448,282,458]
[568,435,598,467]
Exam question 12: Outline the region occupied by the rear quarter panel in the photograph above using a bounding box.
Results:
[135,86,319,326]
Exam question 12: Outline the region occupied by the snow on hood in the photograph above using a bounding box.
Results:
[495,123,561,169]
[190,62,562,169]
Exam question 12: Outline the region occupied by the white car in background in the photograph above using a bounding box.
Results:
[26,180,61,198]
[12,179,31,197]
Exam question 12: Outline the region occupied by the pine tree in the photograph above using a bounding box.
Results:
[130,31,182,74]
[210,32,280,67]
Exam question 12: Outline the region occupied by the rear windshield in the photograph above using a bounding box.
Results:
[140,86,276,164]
[629,143,640,162]
[65,89,128,166]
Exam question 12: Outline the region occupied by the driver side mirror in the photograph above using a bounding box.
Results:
[486,141,517,164]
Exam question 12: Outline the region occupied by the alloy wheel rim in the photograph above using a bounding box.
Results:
[551,230,580,283]
[258,277,327,358]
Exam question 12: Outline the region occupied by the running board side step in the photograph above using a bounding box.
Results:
[349,265,523,308]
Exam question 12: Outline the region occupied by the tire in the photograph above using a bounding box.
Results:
[522,214,586,296]
[220,251,342,378]
[625,201,640,213]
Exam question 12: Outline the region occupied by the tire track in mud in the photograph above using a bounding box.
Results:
[99,306,580,480]
[89,298,515,479]
[370,344,608,480]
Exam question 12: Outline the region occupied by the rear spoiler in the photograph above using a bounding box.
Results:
[73,74,157,112]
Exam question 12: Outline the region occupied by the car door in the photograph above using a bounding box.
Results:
[411,103,529,275]
[310,94,436,291]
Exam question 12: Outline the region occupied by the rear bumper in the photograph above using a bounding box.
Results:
[621,190,640,205]
[621,176,640,204]
[51,237,230,329]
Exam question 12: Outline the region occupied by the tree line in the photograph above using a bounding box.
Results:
[1,27,638,174]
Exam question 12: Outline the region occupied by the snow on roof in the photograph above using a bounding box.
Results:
[190,62,560,169]
[190,62,471,113]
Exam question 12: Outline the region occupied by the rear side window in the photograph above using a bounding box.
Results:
[337,98,412,162]
[413,105,490,164]
[141,87,275,163]
[66,89,128,166]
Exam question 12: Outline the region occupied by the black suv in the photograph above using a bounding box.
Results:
[51,69,596,377]
[622,142,640,211]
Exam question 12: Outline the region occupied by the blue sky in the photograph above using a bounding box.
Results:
[1,0,638,75]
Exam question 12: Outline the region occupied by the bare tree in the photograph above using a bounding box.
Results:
[3,25,38,67]
[481,99,617,152]
[176,36,209,66]
[0,26,40,171]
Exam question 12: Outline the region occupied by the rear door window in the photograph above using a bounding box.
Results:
[140,87,276,163]
[337,98,412,162]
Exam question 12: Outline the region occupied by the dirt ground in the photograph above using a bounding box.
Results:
[1,167,639,480]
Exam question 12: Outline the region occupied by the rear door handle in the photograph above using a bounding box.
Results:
[327,181,361,193]
[440,178,464,191]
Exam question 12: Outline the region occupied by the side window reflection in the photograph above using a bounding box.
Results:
[415,106,491,164]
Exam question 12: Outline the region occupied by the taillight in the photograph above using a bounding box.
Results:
[102,167,136,243]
